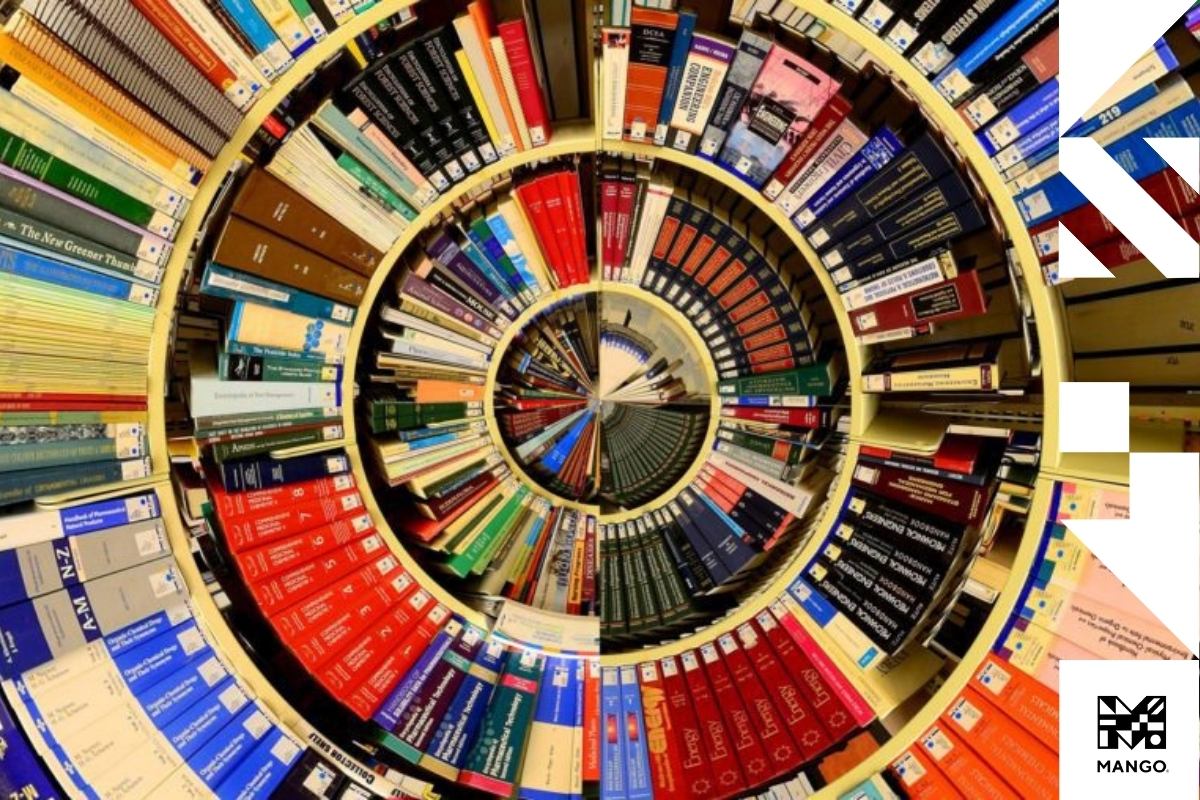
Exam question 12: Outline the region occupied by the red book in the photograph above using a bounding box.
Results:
[345,604,450,719]
[720,405,829,428]
[0,398,148,411]
[235,513,374,582]
[696,642,771,787]
[716,632,805,778]
[679,650,744,798]
[515,179,569,286]
[316,588,436,698]
[269,557,403,645]
[890,744,965,799]
[130,0,240,97]
[850,270,988,336]
[659,656,723,798]
[540,173,578,285]
[0,390,145,404]
[497,19,552,146]
[1029,167,1200,256]
[422,470,501,519]
[209,474,356,523]
[286,573,416,670]
[248,534,385,613]
[600,176,620,277]
[733,304,788,337]
[942,687,1058,798]
[764,94,854,199]
[563,170,589,283]
[582,658,601,782]
[614,175,638,273]
[702,467,793,547]
[735,621,832,758]
[1085,211,1200,269]
[852,461,990,525]
[637,661,686,800]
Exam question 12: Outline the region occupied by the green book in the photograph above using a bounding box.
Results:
[717,428,808,465]
[459,648,544,796]
[444,487,528,578]
[0,205,159,284]
[0,434,144,473]
[0,125,161,230]
[210,425,340,462]
[717,360,839,397]
[218,350,340,382]
[334,151,417,221]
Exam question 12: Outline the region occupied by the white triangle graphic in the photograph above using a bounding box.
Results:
[1056,222,1116,281]
[1059,0,1196,130]
[1147,137,1200,193]
[1064,453,1199,658]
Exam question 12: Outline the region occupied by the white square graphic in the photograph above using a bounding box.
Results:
[1059,382,1129,453]
[1060,659,1199,798]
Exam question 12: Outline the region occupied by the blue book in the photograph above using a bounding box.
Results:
[189,702,274,788]
[0,244,157,305]
[113,621,208,695]
[202,264,356,324]
[1006,141,1059,182]
[460,238,520,306]
[216,450,350,491]
[213,726,303,800]
[676,488,757,577]
[933,0,1058,95]
[619,665,653,800]
[422,638,506,774]
[793,129,905,229]
[138,651,231,728]
[104,604,193,657]
[540,412,595,474]
[1017,98,1200,225]
[654,11,698,146]
[466,224,531,301]
[224,339,342,365]
[599,666,626,800]
[1067,81,1163,138]
[993,119,1060,172]
[979,78,1059,157]
[486,213,541,294]
[218,0,285,58]
[0,691,60,800]
[371,619,460,732]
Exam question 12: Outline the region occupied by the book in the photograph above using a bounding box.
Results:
[623,8,679,142]
[698,29,772,159]
[601,29,632,141]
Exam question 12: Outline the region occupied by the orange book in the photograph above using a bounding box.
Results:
[468,1,523,151]
[0,31,200,180]
[623,8,679,142]
[971,653,1059,753]
[414,379,486,403]
[942,687,1059,798]
[890,745,964,799]
[130,0,238,95]
[919,724,1020,800]
[817,731,881,783]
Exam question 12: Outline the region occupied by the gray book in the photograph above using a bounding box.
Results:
[698,30,773,159]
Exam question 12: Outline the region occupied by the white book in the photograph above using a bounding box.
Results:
[453,16,517,156]
[490,36,533,151]
[173,0,268,105]
[668,34,735,152]
[601,28,631,141]
[840,253,957,311]
[626,178,673,284]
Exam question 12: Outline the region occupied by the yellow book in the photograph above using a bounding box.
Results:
[454,48,504,157]
[0,32,199,183]
[227,303,351,359]
[1067,281,1200,353]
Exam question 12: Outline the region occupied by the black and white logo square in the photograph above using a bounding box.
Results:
[1098,696,1166,749]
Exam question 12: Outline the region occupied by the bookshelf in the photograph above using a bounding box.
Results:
[11,0,1193,798]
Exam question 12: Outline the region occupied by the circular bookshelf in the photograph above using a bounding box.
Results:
[6,1,1198,800]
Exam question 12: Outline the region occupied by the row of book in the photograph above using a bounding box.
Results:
[0,486,451,800]
[786,0,1200,391]
[597,8,1048,398]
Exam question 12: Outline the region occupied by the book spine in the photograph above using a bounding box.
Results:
[0,126,174,237]
[498,20,552,146]
[932,0,1058,94]
[839,250,957,309]
[218,451,349,491]
[850,269,986,336]
[764,94,853,200]
[791,128,905,227]
[698,31,771,159]
[624,8,679,143]
[0,205,162,284]
[667,35,735,153]
[0,244,157,305]
[653,11,696,146]
[201,264,354,322]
